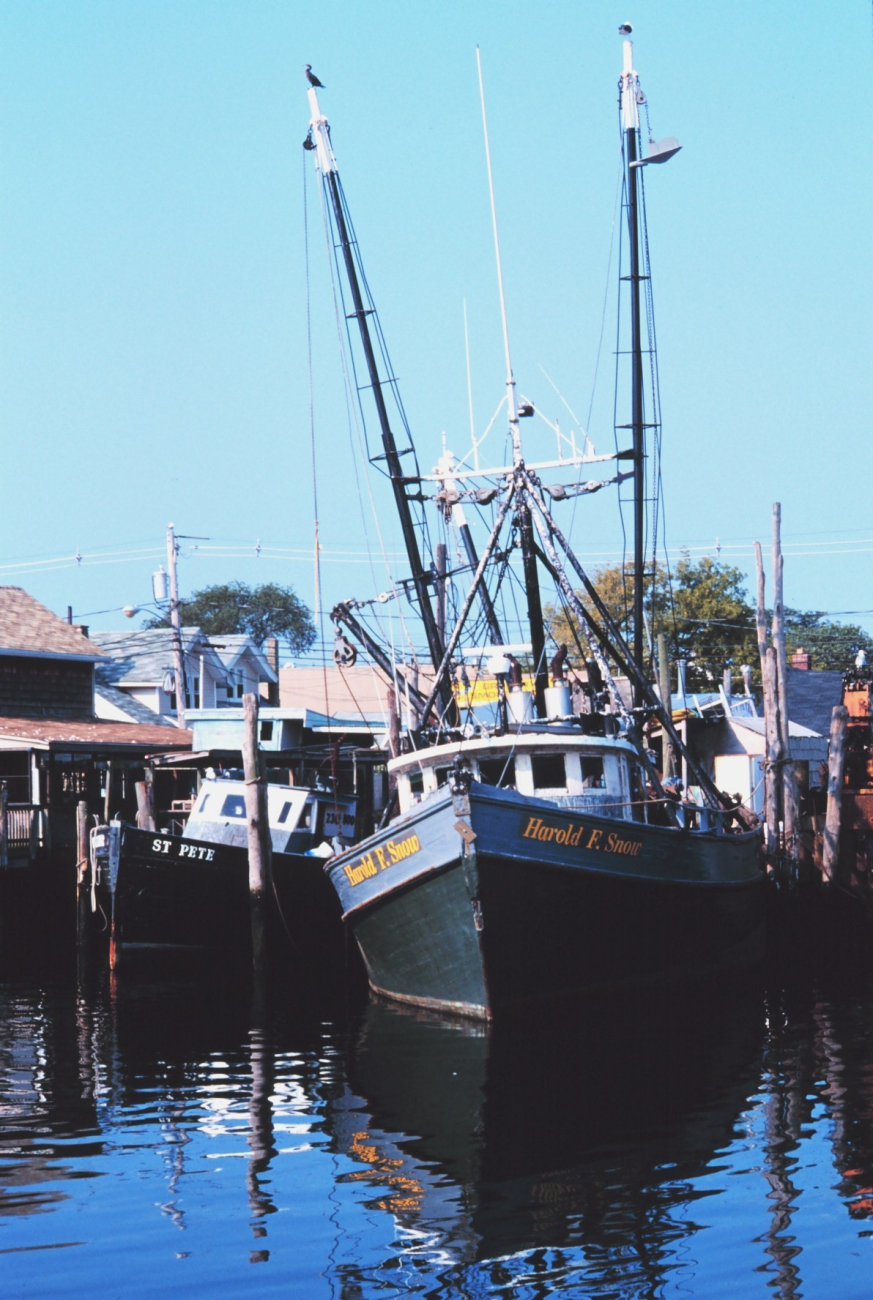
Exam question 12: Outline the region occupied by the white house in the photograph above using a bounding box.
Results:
[91,628,277,725]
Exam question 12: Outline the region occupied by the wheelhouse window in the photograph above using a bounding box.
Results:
[531,753,566,791]
[435,767,452,788]
[219,794,246,819]
[477,757,516,788]
[581,756,605,788]
[409,771,425,799]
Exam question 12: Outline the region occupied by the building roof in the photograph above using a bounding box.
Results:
[280,664,395,721]
[0,587,103,660]
[91,627,212,687]
[0,716,192,750]
[95,682,180,726]
[205,634,278,682]
[785,668,844,737]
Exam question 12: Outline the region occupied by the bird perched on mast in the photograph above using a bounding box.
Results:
[305,64,325,88]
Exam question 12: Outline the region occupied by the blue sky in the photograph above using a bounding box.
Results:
[1,0,870,660]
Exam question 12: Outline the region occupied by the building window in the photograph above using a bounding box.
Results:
[260,721,274,742]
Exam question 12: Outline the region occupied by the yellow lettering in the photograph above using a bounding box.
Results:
[375,845,388,870]
[523,817,543,839]
[587,828,603,850]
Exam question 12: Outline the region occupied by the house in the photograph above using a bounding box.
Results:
[0,587,190,865]
[91,627,277,723]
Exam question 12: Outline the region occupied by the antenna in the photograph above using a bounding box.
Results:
[476,47,521,466]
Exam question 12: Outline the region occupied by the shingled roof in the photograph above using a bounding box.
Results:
[90,627,209,686]
[0,587,103,659]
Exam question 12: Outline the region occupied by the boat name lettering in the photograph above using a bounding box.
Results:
[150,837,216,862]
[520,817,642,857]
[344,833,421,886]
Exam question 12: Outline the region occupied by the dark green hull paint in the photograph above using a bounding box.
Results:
[327,782,765,1019]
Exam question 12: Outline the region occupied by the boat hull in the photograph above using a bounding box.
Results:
[110,824,361,981]
[327,784,765,1019]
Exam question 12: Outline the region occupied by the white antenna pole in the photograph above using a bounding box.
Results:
[476,47,521,466]
[621,35,639,133]
[463,299,479,472]
[307,86,338,175]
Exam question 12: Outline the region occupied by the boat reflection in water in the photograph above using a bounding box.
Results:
[8,967,873,1294]
[330,989,766,1280]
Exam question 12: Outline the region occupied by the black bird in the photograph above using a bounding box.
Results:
[305,64,325,88]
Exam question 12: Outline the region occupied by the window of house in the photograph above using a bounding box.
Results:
[260,721,274,742]
[477,757,516,788]
[185,677,200,710]
[531,753,566,791]
[219,794,246,819]
[236,682,244,699]
[581,756,605,788]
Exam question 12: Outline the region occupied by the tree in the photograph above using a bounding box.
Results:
[784,609,873,672]
[546,556,757,691]
[146,581,316,655]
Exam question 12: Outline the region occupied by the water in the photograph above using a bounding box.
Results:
[3,948,873,1298]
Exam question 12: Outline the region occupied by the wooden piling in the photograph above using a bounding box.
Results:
[103,761,115,825]
[76,799,90,943]
[772,504,799,864]
[657,633,675,777]
[135,780,156,832]
[822,705,848,884]
[0,781,7,869]
[756,543,781,859]
[242,694,273,976]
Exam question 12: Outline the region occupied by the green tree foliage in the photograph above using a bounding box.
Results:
[548,556,873,688]
[547,556,757,691]
[146,581,316,655]
[784,610,873,672]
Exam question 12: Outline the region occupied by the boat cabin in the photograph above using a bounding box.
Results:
[389,731,641,820]
[184,775,357,854]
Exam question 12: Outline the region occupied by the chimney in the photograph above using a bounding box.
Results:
[791,647,810,671]
[265,637,280,705]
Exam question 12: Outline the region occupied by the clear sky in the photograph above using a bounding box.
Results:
[1,0,871,661]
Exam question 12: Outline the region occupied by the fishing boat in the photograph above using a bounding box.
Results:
[304,30,765,1019]
[105,774,363,980]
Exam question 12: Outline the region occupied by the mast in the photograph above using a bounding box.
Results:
[621,33,646,705]
[477,49,548,715]
[306,86,453,718]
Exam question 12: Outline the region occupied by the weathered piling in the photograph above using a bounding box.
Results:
[772,504,799,863]
[76,799,90,943]
[756,543,781,860]
[0,781,8,869]
[242,693,273,976]
[822,706,848,884]
[657,633,675,777]
[135,779,156,832]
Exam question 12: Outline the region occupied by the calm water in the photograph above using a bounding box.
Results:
[3,945,873,1298]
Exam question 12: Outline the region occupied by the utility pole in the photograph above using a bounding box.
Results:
[167,524,187,730]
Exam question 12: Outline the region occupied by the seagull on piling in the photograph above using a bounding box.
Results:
[305,64,325,88]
